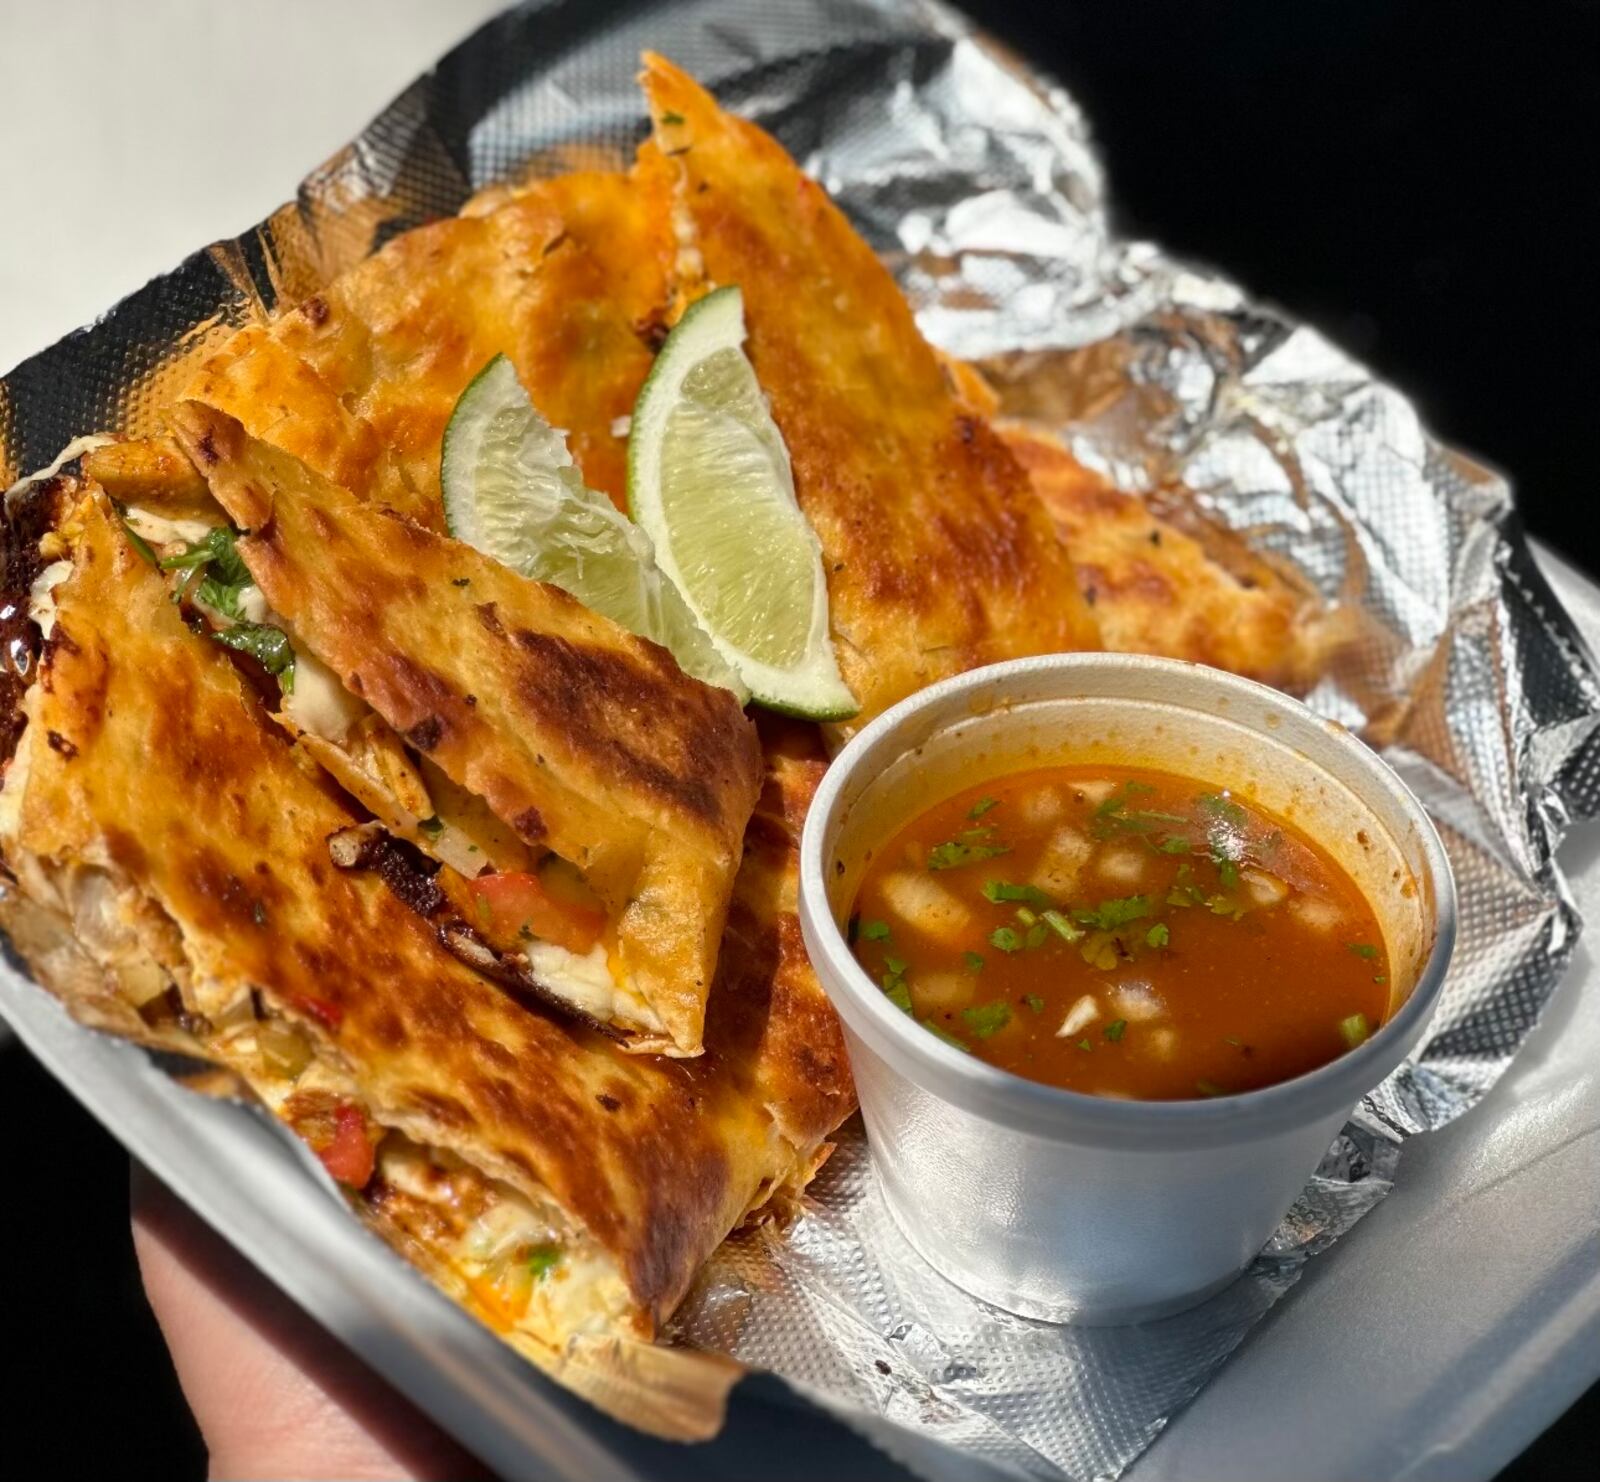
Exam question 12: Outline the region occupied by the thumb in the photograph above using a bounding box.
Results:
[131,1165,489,1481]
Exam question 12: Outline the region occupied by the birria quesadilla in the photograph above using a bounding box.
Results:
[1000,422,1340,691]
[169,400,759,1058]
[0,489,849,1431]
[639,54,1102,730]
[175,169,670,522]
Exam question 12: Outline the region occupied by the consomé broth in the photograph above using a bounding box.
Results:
[849,764,1390,1100]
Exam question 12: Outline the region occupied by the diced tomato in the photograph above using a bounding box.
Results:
[466,871,606,956]
[283,990,344,1031]
[317,1104,375,1189]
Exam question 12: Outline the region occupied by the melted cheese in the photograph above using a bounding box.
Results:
[27,560,73,639]
[282,647,366,743]
[235,584,271,625]
[375,1137,634,1340]
[3,434,114,505]
[122,504,219,545]
[523,938,663,1032]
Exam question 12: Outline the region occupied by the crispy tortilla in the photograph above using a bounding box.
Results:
[184,170,670,521]
[170,402,761,1057]
[0,489,849,1431]
[639,54,1101,729]
[1001,421,1341,690]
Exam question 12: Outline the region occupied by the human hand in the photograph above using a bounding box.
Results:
[131,1166,492,1481]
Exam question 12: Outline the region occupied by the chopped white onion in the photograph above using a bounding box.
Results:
[1056,993,1100,1039]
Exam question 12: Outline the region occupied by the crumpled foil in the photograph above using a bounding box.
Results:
[3,3,1597,1480]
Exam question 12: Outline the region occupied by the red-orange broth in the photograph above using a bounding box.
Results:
[849,765,1391,1100]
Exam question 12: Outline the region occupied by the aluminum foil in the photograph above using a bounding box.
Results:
[3,3,1597,1480]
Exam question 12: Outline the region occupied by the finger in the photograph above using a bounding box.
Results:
[131,1165,491,1481]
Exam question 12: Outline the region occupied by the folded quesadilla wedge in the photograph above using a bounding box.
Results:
[49,441,498,892]
[0,488,850,1432]
[1000,422,1347,691]
[170,402,760,1057]
[638,54,1101,731]
[184,169,671,521]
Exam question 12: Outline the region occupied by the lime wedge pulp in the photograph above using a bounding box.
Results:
[440,355,747,701]
[626,286,857,720]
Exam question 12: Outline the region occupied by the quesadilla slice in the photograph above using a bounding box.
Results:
[1001,422,1344,690]
[170,402,760,1057]
[0,488,850,1432]
[637,54,1101,730]
[185,169,671,523]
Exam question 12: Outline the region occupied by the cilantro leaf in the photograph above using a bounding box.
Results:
[1104,1019,1127,1042]
[859,920,891,942]
[212,622,295,683]
[1091,781,1164,837]
[161,526,250,585]
[1072,895,1151,931]
[1166,863,1208,907]
[1347,942,1379,960]
[206,527,251,586]
[1041,908,1083,942]
[1196,792,1247,827]
[960,1001,1011,1039]
[880,951,912,1012]
[121,520,160,568]
[962,950,985,974]
[1145,923,1170,948]
[981,880,1051,908]
[526,1243,563,1280]
[158,544,216,573]
[989,926,1023,953]
[927,839,1010,870]
[1023,993,1045,1013]
[196,574,244,620]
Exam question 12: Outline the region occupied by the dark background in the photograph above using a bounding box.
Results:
[4,2,1595,1478]
[970,0,1599,565]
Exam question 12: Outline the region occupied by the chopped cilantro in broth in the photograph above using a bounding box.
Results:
[849,765,1391,1100]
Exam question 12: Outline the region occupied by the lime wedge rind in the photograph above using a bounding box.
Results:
[441,355,748,702]
[627,287,858,721]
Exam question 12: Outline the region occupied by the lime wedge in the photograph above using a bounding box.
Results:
[627,286,857,720]
[441,355,747,701]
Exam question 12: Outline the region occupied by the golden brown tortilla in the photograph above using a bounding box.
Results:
[1001,421,1340,691]
[639,54,1101,730]
[183,170,671,522]
[0,490,849,1424]
[171,402,761,1057]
